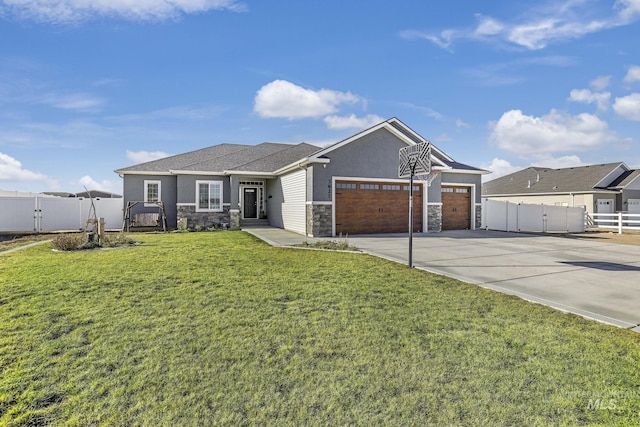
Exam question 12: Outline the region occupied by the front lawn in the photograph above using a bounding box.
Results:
[1,232,639,425]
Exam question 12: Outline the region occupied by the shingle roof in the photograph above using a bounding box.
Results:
[116,142,320,175]
[482,163,626,196]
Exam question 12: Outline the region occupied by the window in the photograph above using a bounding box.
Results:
[403,185,420,192]
[144,180,161,206]
[383,184,401,191]
[360,184,379,190]
[455,188,469,193]
[196,180,223,212]
[441,187,454,193]
[336,183,356,189]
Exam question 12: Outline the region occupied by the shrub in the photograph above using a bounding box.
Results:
[101,233,136,248]
[51,232,136,251]
[51,234,86,251]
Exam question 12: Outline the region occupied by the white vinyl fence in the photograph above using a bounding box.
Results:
[482,199,585,233]
[0,196,123,233]
[588,212,640,234]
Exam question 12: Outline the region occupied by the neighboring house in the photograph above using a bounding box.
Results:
[75,190,122,199]
[40,190,123,198]
[482,163,640,215]
[115,118,487,236]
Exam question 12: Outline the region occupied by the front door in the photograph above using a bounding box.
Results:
[243,188,258,219]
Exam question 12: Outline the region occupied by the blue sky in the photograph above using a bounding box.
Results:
[1,0,639,194]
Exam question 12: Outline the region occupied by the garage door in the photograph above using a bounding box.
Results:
[335,180,422,235]
[442,186,471,230]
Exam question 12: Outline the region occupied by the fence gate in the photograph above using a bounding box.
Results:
[0,196,123,233]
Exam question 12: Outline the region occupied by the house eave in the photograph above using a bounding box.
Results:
[114,170,173,177]
[483,189,619,197]
[274,158,330,175]
[440,168,490,175]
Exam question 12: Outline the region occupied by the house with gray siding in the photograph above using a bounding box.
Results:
[115,118,487,236]
[482,163,640,215]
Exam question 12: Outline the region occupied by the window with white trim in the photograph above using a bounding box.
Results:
[144,180,161,206]
[196,180,223,212]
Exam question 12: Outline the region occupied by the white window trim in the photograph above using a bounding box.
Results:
[196,180,223,212]
[144,180,161,207]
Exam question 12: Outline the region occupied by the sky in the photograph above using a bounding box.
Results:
[1,0,640,194]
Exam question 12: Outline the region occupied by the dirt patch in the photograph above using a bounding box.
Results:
[562,229,640,246]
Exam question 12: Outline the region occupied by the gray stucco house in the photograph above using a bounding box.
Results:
[115,118,487,236]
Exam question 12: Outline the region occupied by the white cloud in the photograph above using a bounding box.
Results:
[489,109,616,155]
[529,154,585,169]
[40,92,105,112]
[254,80,362,120]
[0,151,58,188]
[482,158,522,181]
[0,0,247,23]
[455,119,469,128]
[590,75,611,90]
[323,114,383,130]
[403,1,640,50]
[613,93,640,120]
[78,175,121,193]
[568,88,610,110]
[126,150,171,164]
[623,65,640,83]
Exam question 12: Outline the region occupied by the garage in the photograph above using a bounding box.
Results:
[441,186,471,230]
[335,180,422,235]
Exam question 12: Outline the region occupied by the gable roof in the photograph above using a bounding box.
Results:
[482,163,628,196]
[116,142,320,176]
[304,117,487,175]
[115,117,487,177]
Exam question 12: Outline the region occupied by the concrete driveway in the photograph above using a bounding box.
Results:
[347,230,640,332]
[245,227,640,332]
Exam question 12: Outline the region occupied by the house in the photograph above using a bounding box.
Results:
[115,118,488,236]
[74,190,122,199]
[482,163,640,215]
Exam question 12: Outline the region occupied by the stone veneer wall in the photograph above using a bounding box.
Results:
[475,204,482,230]
[427,204,442,232]
[306,204,333,237]
[177,205,232,229]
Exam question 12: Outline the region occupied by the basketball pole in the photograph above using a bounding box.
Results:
[408,159,417,269]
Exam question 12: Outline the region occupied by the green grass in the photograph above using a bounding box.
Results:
[0,232,639,426]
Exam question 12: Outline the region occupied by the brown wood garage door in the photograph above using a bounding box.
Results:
[335,180,422,235]
[441,186,471,230]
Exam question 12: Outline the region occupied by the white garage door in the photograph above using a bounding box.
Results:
[629,199,640,214]
[281,169,306,234]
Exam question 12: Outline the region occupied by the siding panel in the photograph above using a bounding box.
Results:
[281,169,306,234]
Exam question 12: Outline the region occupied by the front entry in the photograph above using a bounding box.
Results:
[243,188,258,219]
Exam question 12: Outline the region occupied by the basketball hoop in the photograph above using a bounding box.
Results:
[424,169,439,187]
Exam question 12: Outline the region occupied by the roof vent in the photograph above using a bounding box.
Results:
[537,174,540,182]
[527,180,531,188]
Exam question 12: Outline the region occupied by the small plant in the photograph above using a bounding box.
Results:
[297,237,358,251]
[101,233,137,248]
[51,234,87,251]
[51,232,137,251]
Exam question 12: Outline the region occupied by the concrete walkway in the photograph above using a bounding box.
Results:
[243,227,640,332]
